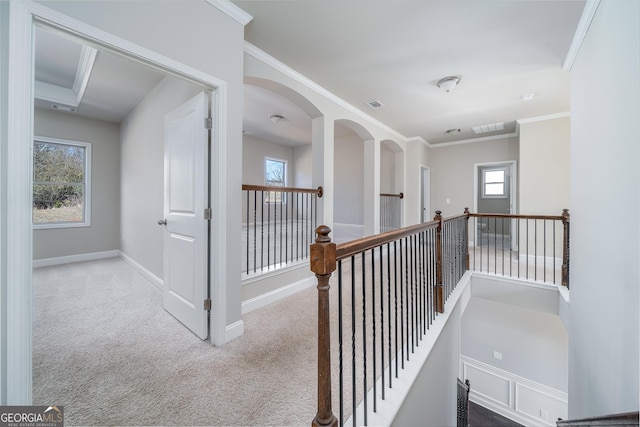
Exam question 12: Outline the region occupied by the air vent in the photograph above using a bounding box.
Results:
[472,122,505,134]
[366,100,385,110]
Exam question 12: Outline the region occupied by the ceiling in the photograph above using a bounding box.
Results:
[33,1,586,147]
[234,0,585,145]
[34,27,166,123]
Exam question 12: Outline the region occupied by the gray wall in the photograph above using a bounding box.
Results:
[120,76,201,280]
[568,0,639,417]
[428,137,519,217]
[242,135,295,187]
[33,108,120,260]
[334,134,364,225]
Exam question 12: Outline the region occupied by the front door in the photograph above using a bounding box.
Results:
[161,92,210,339]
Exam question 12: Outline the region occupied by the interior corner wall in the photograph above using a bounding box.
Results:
[380,143,395,193]
[519,117,570,215]
[428,137,518,217]
[568,0,640,418]
[120,76,201,280]
[334,134,364,226]
[33,108,121,260]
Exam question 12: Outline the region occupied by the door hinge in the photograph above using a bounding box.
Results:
[204,298,211,311]
[204,117,213,130]
[204,208,212,220]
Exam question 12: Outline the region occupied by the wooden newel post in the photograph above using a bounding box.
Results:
[434,210,444,314]
[464,207,470,271]
[311,225,338,427]
[561,209,570,289]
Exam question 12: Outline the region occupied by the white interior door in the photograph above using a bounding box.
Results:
[161,92,209,339]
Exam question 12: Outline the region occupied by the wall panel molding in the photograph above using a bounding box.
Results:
[461,356,567,427]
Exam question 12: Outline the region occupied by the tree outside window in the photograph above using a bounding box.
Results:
[33,137,91,228]
[265,158,286,203]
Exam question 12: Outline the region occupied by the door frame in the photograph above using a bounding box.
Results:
[5,0,229,402]
[420,164,431,222]
[473,160,517,247]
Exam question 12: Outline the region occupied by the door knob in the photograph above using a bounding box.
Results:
[158,219,167,225]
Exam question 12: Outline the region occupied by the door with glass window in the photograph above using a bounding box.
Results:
[476,163,514,248]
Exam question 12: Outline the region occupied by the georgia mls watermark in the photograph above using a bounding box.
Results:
[0,406,63,427]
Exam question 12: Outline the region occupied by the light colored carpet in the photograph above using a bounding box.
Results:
[33,257,321,426]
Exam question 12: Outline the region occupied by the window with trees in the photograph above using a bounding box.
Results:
[265,158,286,203]
[33,137,91,228]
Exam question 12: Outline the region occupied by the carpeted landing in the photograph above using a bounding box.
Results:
[33,257,320,426]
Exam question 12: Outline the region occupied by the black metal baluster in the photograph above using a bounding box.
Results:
[371,249,378,412]
[338,261,344,427]
[350,255,356,427]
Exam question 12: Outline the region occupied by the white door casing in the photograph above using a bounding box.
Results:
[162,92,209,340]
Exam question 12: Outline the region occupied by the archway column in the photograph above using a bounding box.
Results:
[312,116,334,230]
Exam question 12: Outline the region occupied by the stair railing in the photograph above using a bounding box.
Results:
[311,210,469,426]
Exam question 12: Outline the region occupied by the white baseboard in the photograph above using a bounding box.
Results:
[33,250,119,268]
[241,275,315,315]
[118,251,163,290]
[461,356,567,427]
[225,319,245,343]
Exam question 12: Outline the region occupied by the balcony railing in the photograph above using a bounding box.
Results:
[380,192,403,233]
[310,208,570,426]
[468,209,570,287]
[242,184,323,276]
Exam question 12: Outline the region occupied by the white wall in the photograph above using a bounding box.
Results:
[33,108,121,260]
[568,0,640,418]
[428,137,519,217]
[120,76,201,280]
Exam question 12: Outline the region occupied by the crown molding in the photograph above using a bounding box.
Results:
[205,0,253,26]
[244,41,410,145]
[430,132,518,149]
[516,112,570,125]
[563,0,601,71]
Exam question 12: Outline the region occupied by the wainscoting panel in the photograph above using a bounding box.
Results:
[461,356,568,427]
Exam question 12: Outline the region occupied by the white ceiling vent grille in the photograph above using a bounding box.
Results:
[366,99,385,110]
[472,122,505,134]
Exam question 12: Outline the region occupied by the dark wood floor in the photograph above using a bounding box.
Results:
[468,401,525,427]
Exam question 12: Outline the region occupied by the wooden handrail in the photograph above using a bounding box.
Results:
[380,192,404,199]
[336,219,438,260]
[242,184,323,197]
[556,411,638,426]
[469,212,562,221]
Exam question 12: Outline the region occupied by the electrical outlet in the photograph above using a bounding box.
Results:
[539,409,548,420]
[446,198,451,204]
[493,351,502,360]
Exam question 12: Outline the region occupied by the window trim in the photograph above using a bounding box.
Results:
[481,166,508,199]
[33,136,92,229]
[264,157,287,204]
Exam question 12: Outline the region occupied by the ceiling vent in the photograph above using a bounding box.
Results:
[472,122,505,134]
[366,100,385,110]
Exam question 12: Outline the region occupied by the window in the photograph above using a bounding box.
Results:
[33,137,91,228]
[265,158,286,203]
[482,167,508,198]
